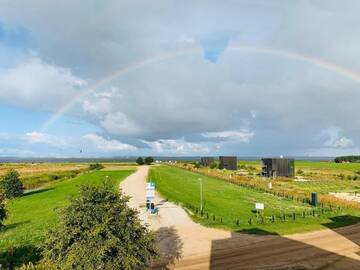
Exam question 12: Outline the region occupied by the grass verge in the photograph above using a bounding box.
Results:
[0,169,134,267]
[149,165,360,235]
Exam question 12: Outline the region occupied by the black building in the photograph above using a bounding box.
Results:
[200,157,215,167]
[219,156,237,170]
[262,158,295,178]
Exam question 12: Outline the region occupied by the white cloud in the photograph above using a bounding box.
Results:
[1,2,360,156]
[144,139,209,154]
[82,99,111,117]
[0,54,86,112]
[322,127,354,149]
[26,131,49,143]
[83,133,136,152]
[0,148,34,156]
[332,137,354,148]
[203,130,255,142]
[25,131,69,148]
[100,112,143,137]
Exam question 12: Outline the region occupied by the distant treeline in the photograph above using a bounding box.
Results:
[334,156,360,163]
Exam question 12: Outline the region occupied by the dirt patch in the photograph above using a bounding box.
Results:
[330,192,360,203]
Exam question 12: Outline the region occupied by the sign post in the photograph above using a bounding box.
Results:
[255,203,264,217]
[198,178,203,212]
[146,181,157,214]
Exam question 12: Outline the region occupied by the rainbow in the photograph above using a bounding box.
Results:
[41,43,360,130]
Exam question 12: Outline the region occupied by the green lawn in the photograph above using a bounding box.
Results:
[0,169,134,266]
[150,166,360,235]
[236,160,360,194]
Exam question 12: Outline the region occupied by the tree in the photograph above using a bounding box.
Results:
[209,161,217,169]
[144,156,154,165]
[0,189,7,227]
[88,163,104,170]
[136,157,144,165]
[0,170,24,198]
[42,182,157,269]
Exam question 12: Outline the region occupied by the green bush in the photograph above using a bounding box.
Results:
[88,163,104,170]
[42,182,157,269]
[0,170,24,198]
[0,189,7,227]
[194,162,201,168]
[136,157,145,165]
[209,162,217,169]
[297,169,304,175]
[144,156,154,165]
[334,155,360,163]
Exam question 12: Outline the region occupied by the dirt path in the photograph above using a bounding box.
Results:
[120,166,360,269]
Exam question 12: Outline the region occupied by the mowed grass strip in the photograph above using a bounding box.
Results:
[150,166,360,234]
[0,169,134,252]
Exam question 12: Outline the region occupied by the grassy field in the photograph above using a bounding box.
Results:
[238,160,360,180]
[149,165,360,235]
[0,162,137,190]
[0,168,134,266]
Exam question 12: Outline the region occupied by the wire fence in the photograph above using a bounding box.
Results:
[171,164,360,210]
[183,202,342,227]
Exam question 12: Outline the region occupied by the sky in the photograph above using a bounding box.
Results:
[0,0,359,157]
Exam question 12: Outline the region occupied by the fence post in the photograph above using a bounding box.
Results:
[272,215,275,223]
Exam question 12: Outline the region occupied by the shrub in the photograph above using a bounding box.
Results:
[0,189,7,227]
[50,174,60,181]
[136,157,145,165]
[335,155,360,163]
[88,163,104,170]
[42,182,157,269]
[0,170,24,198]
[209,162,218,169]
[144,156,154,165]
[297,169,304,175]
[194,162,201,168]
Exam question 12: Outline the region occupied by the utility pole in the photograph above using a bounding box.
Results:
[199,178,203,212]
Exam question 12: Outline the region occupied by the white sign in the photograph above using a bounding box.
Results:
[147,182,155,190]
[268,182,272,189]
[146,190,155,199]
[146,182,156,200]
[255,203,264,210]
